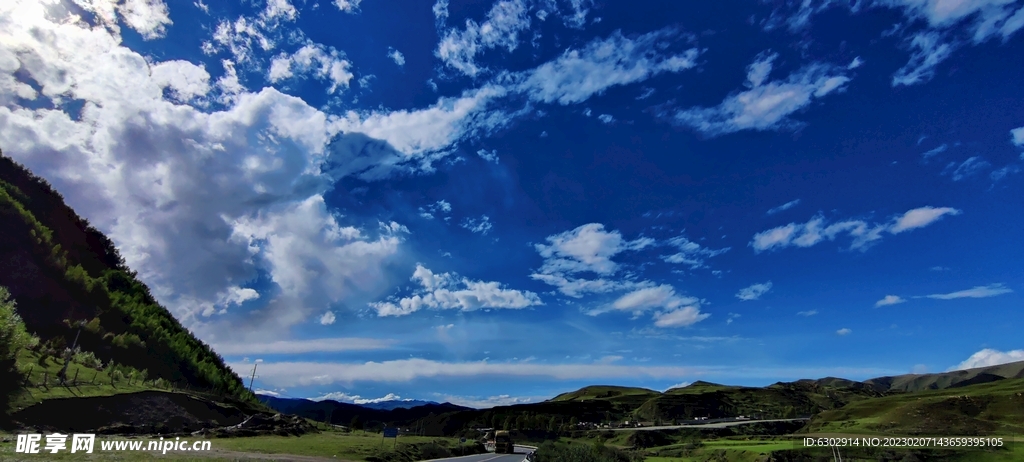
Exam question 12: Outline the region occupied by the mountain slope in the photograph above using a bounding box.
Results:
[860,361,1024,392]
[0,151,251,401]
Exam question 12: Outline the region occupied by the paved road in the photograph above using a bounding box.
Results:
[608,418,809,432]
[422,445,535,462]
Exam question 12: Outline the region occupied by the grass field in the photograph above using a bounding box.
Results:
[0,429,479,461]
[805,377,1024,436]
[10,350,158,411]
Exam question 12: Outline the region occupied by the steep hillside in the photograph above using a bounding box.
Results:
[0,151,252,402]
[258,395,471,429]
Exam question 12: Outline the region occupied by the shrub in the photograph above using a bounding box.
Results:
[72,350,103,369]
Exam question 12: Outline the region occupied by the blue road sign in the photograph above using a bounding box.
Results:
[383,428,399,438]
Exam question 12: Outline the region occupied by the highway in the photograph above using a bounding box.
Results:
[422,445,535,462]
[608,417,809,431]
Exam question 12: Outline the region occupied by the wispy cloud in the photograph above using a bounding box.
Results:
[892,31,954,87]
[797,310,818,316]
[766,199,801,215]
[213,337,396,356]
[673,51,852,136]
[659,235,729,270]
[319,311,336,325]
[947,156,991,181]
[1012,127,1024,147]
[751,206,961,253]
[836,328,852,336]
[736,282,773,301]
[874,295,905,307]
[922,283,1012,300]
[922,143,947,159]
[517,28,700,105]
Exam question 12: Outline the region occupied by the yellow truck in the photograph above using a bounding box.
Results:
[494,430,514,454]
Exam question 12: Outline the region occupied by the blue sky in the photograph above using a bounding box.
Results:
[1,0,1023,408]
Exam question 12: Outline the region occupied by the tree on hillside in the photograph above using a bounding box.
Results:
[350,415,364,432]
[547,416,558,432]
[1,286,37,417]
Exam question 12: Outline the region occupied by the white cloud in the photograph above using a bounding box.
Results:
[766,199,801,215]
[435,0,532,77]
[477,149,499,163]
[797,310,818,316]
[836,328,852,336]
[597,114,614,124]
[419,200,453,220]
[674,54,851,136]
[892,31,955,86]
[664,381,692,391]
[533,223,653,278]
[948,156,991,180]
[149,60,212,102]
[327,85,513,179]
[736,282,772,301]
[333,0,363,13]
[659,235,729,270]
[118,0,173,40]
[1012,126,1024,146]
[319,311,336,325]
[460,215,493,235]
[751,206,961,253]
[990,164,1021,182]
[601,285,699,314]
[922,143,948,158]
[771,0,1024,86]
[948,348,1024,371]
[387,47,406,66]
[847,56,864,69]
[924,283,1013,299]
[0,2,417,344]
[432,393,541,409]
[890,206,962,233]
[653,306,711,328]
[212,337,396,355]
[262,0,298,22]
[589,284,708,327]
[371,264,542,317]
[311,391,412,404]
[517,29,700,105]
[267,43,354,93]
[875,295,906,307]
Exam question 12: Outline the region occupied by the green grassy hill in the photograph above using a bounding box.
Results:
[0,150,256,419]
[805,377,1024,436]
[861,361,1024,392]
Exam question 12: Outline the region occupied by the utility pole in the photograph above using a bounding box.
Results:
[248,363,258,393]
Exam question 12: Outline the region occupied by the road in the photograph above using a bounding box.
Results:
[608,418,809,432]
[422,445,535,462]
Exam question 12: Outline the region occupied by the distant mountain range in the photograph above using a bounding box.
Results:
[256,360,1024,437]
[357,399,443,411]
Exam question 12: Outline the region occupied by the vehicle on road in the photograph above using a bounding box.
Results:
[494,430,514,454]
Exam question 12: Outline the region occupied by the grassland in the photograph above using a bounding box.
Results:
[10,349,159,411]
[0,429,481,461]
[804,377,1024,436]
